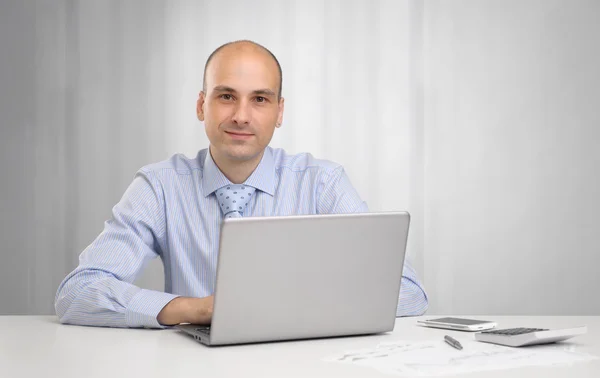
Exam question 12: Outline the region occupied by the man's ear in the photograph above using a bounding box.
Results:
[276,97,285,128]
[197,91,206,121]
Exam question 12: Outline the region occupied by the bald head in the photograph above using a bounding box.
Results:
[202,40,283,99]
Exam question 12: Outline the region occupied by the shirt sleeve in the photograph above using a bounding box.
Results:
[54,169,179,328]
[317,166,368,214]
[395,260,429,316]
[317,166,429,317]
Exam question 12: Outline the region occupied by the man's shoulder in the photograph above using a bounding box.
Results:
[138,149,208,176]
[270,147,343,175]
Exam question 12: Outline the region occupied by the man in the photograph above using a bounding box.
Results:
[55,40,428,328]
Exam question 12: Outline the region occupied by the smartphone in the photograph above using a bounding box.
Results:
[417,317,497,332]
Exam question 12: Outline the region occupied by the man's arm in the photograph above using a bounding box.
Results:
[317,166,429,316]
[395,260,429,316]
[55,169,180,328]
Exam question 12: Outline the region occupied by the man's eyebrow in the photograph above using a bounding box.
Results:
[211,86,275,97]
[212,85,237,93]
[252,89,276,97]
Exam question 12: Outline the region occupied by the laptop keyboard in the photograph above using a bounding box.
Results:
[195,326,211,335]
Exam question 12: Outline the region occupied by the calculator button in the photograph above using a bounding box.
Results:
[481,327,549,336]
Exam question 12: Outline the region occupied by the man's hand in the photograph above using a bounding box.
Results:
[157,295,214,326]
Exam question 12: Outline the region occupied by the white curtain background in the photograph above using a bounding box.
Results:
[0,0,420,315]
[2,0,598,316]
[422,0,600,315]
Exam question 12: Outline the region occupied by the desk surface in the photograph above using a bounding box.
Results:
[0,316,598,377]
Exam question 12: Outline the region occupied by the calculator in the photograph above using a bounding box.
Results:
[474,326,587,347]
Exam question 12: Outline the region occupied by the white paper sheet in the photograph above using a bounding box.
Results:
[323,339,598,376]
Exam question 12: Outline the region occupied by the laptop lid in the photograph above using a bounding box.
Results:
[206,211,410,345]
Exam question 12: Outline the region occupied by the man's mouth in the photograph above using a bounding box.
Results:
[225,131,253,140]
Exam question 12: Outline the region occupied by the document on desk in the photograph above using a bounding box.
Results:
[323,339,598,376]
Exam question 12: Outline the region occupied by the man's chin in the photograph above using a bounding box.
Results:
[223,147,263,163]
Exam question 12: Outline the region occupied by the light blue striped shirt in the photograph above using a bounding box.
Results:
[55,147,428,328]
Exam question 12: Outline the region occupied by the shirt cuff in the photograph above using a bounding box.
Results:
[125,288,180,328]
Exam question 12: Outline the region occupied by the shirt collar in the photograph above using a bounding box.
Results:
[202,146,276,197]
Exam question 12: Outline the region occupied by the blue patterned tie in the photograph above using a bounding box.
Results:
[216,184,256,218]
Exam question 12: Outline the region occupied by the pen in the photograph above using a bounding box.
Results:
[444,335,463,350]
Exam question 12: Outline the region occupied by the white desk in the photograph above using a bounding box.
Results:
[0,316,598,377]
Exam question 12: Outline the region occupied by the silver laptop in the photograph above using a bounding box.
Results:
[176,211,410,346]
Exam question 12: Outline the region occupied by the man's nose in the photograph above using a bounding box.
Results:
[231,100,251,125]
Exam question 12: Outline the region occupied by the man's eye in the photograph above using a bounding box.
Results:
[220,94,233,100]
[256,96,266,103]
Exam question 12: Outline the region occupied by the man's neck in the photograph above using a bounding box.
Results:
[209,146,264,184]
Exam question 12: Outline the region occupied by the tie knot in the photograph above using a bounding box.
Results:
[216,184,256,218]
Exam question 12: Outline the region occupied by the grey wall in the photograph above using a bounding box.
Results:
[0,0,169,314]
[422,0,600,315]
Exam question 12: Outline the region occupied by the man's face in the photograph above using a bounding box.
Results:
[197,48,284,164]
